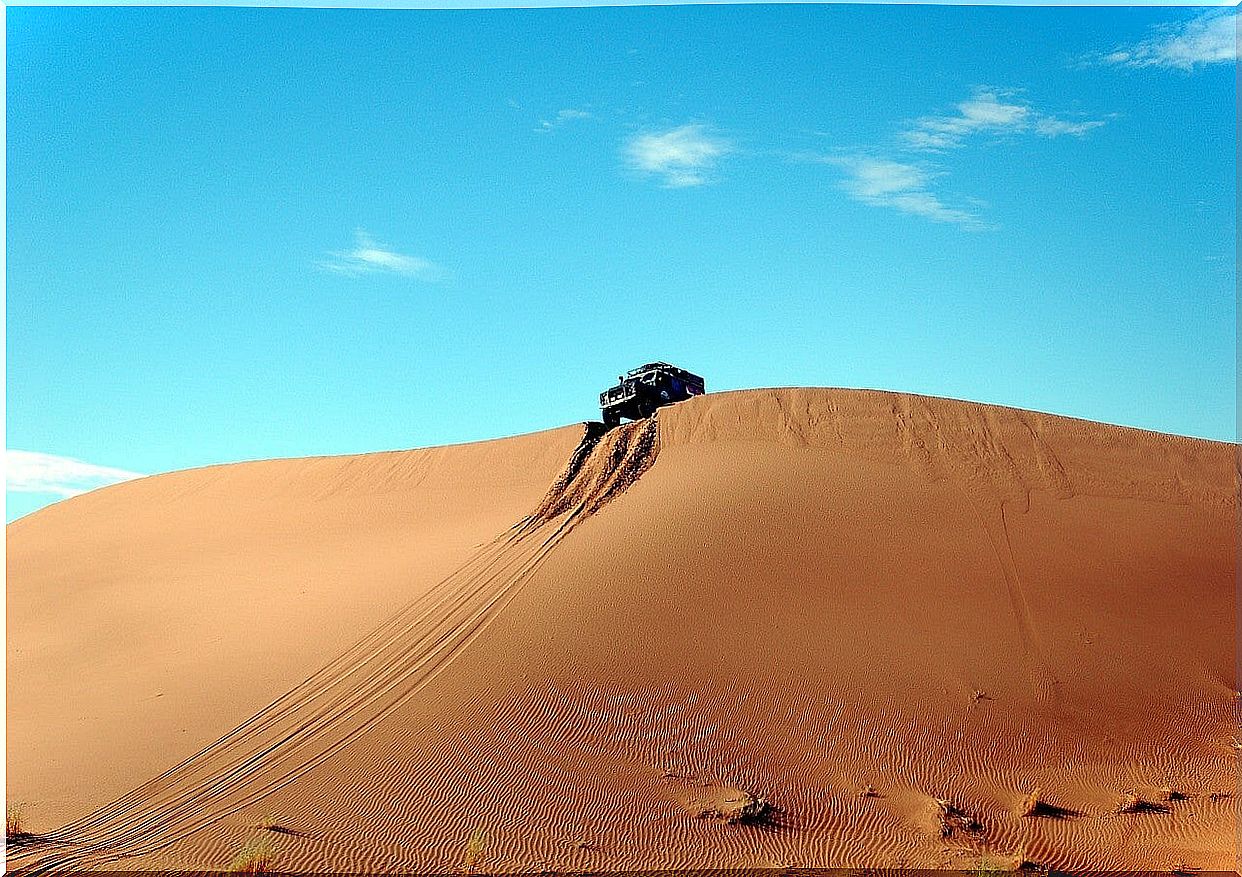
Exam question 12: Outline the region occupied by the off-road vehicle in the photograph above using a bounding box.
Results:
[600,362,705,427]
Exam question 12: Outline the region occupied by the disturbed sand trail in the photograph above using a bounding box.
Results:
[7,419,659,875]
[7,388,1236,873]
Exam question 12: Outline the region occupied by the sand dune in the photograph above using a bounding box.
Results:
[7,388,1236,873]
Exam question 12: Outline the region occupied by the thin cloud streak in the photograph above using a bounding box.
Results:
[821,156,981,228]
[808,86,1106,228]
[539,108,591,131]
[1035,117,1108,138]
[901,88,1030,150]
[317,230,449,281]
[7,450,145,498]
[624,124,733,188]
[901,87,1108,150]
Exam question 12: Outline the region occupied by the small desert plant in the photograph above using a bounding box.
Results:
[6,802,26,839]
[934,797,983,838]
[1018,787,1042,817]
[462,827,486,873]
[1115,790,1169,814]
[973,853,1009,875]
[229,833,277,874]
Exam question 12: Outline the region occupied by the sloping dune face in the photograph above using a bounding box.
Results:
[7,389,1236,873]
[6,427,583,827]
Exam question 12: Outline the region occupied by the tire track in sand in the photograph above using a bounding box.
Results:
[7,418,658,876]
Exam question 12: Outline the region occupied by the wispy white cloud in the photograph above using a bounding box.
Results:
[1035,116,1109,138]
[539,108,591,131]
[809,85,1105,228]
[1096,9,1238,71]
[6,450,145,498]
[624,124,733,188]
[821,156,980,227]
[902,88,1031,150]
[902,87,1108,150]
[317,230,448,281]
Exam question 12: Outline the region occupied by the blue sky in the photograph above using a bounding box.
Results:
[6,4,1237,521]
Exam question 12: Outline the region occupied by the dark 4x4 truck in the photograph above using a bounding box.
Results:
[599,362,705,427]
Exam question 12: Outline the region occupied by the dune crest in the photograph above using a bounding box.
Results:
[659,388,1231,509]
[8,389,1235,873]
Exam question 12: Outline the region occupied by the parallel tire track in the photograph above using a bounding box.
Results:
[8,419,659,876]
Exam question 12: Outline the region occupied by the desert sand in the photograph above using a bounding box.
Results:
[6,388,1237,873]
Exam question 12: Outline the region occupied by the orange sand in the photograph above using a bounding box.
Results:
[6,388,1237,872]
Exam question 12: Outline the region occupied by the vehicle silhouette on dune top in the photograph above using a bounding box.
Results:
[599,362,705,427]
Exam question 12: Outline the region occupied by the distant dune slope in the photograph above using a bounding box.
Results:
[7,389,1236,873]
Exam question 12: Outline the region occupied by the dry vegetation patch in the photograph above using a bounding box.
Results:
[934,797,984,839]
[229,833,277,874]
[6,802,26,840]
[685,785,772,824]
[461,827,486,872]
[1114,790,1171,815]
[1016,787,1078,819]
